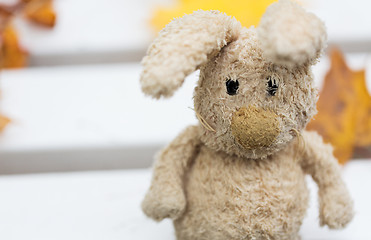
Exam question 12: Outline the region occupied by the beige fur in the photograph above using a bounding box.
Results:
[140,1,353,239]
[140,10,241,99]
[257,0,327,68]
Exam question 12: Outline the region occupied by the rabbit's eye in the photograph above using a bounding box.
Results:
[266,76,279,96]
[226,79,239,95]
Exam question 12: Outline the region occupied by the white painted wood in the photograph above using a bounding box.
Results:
[0,63,198,173]
[0,63,197,151]
[7,0,371,65]
[310,0,371,44]
[0,53,370,173]
[14,0,172,65]
[0,160,369,240]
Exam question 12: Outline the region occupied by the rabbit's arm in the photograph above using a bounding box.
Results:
[300,130,354,229]
[141,125,201,221]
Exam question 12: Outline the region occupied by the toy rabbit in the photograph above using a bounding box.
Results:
[140,0,354,239]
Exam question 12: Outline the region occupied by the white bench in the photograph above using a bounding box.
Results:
[0,160,369,240]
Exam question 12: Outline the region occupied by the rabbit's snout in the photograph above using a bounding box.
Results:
[231,106,280,150]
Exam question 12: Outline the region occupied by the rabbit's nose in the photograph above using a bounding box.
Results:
[231,106,280,150]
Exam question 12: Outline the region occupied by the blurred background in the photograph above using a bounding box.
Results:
[0,0,370,239]
[0,0,369,174]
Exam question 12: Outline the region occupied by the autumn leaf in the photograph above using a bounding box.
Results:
[0,0,57,133]
[1,24,28,68]
[353,68,371,148]
[307,48,371,164]
[24,0,56,28]
[0,114,10,132]
[0,0,56,69]
[150,0,279,32]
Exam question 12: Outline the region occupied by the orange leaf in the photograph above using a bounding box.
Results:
[24,0,56,28]
[0,114,10,132]
[1,24,28,68]
[307,48,371,164]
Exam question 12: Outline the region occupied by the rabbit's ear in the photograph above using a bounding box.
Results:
[140,10,241,99]
[257,0,327,68]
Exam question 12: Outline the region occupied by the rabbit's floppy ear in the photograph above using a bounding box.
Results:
[140,10,241,99]
[257,0,327,68]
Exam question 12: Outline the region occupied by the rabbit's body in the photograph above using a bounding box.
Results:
[175,139,307,240]
[139,1,354,239]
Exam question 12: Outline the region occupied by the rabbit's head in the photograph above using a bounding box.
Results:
[140,0,327,159]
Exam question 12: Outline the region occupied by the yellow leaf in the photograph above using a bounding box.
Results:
[150,0,279,32]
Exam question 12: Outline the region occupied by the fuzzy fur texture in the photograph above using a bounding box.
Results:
[140,10,241,99]
[194,27,317,160]
[257,0,327,68]
[141,1,353,239]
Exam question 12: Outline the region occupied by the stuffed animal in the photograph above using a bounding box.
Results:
[140,0,354,239]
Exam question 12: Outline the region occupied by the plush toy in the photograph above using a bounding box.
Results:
[140,0,354,239]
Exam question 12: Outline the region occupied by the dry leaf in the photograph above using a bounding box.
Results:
[0,0,57,133]
[150,0,278,32]
[0,114,10,132]
[1,24,28,68]
[353,68,371,147]
[24,0,56,28]
[0,0,56,69]
[307,48,371,164]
